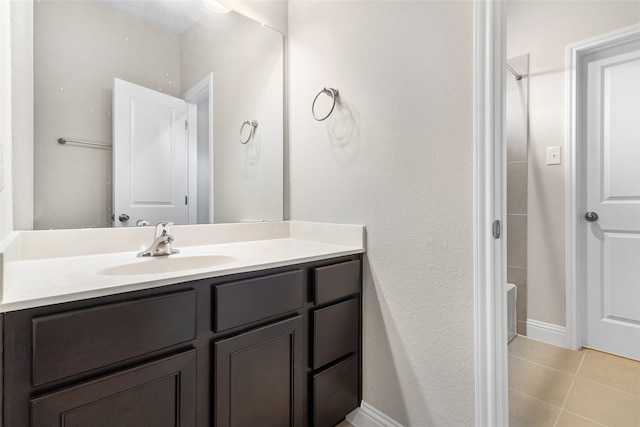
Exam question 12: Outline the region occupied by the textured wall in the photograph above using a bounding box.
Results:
[289,1,475,425]
[507,0,640,327]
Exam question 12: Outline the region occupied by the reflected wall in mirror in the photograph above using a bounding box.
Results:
[34,0,283,229]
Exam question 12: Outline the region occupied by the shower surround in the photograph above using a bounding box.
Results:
[506,54,529,336]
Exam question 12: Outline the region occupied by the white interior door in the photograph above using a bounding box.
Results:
[584,40,640,360]
[113,78,188,227]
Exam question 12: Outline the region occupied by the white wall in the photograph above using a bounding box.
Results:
[289,1,475,425]
[34,1,181,230]
[507,1,640,327]
[181,11,284,224]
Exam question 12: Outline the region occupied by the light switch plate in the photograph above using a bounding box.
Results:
[546,146,561,165]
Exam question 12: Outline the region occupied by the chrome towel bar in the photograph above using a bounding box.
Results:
[58,137,112,149]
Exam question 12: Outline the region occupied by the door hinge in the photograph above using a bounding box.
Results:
[492,220,501,239]
[185,120,188,130]
[185,196,188,205]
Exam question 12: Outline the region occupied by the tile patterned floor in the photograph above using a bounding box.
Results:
[509,336,640,427]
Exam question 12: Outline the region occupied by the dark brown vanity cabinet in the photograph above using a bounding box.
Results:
[0,254,362,427]
[310,260,361,427]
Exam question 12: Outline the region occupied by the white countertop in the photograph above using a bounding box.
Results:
[0,221,365,312]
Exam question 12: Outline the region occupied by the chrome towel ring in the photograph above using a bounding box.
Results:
[312,87,339,121]
[239,120,258,144]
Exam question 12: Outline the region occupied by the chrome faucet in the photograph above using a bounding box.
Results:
[137,222,180,257]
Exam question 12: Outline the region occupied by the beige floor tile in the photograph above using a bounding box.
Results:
[509,355,574,407]
[509,389,561,427]
[556,411,603,427]
[508,336,585,374]
[564,377,640,427]
[577,349,640,395]
[335,421,353,427]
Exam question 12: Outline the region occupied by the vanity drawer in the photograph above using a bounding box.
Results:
[312,298,359,369]
[214,270,304,332]
[32,290,197,387]
[313,260,360,305]
[31,350,197,427]
[312,353,359,427]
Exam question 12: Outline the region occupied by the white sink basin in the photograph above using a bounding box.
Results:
[99,254,236,276]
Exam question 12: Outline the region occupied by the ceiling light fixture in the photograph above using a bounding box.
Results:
[202,0,231,14]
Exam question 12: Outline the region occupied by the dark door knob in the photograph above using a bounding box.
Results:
[118,213,130,222]
[585,212,599,222]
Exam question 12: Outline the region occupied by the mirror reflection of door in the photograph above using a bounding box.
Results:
[113,78,188,227]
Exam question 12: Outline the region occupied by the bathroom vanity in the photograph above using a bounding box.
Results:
[0,222,364,427]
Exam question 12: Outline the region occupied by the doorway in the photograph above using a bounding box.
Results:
[183,73,214,225]
[473,3,640,425]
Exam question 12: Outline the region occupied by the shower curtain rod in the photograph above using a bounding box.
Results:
[506,64,523,81]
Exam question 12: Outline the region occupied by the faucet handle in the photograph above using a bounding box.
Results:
[154,221,174,237]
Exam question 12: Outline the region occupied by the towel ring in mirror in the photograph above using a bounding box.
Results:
[240,120,258,144]
[312,87,339,121]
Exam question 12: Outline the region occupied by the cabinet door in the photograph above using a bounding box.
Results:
[31,350,196,427]
[214,316,304,427]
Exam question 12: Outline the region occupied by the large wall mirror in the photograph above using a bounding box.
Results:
[33,0,284,230]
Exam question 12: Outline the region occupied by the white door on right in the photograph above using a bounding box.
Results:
[113,78,188,227]
[585,38,640,361]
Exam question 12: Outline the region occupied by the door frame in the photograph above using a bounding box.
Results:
[565,23,640,352]
[473,1,508,425]
[183,73,215,224]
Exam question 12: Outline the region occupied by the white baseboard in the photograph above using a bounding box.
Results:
[526,319,568,348]
[346,401,405,427]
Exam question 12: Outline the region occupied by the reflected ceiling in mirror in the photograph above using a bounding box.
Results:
[33,0,283,230]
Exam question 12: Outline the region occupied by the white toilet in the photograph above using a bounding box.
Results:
[506,283,517,342]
